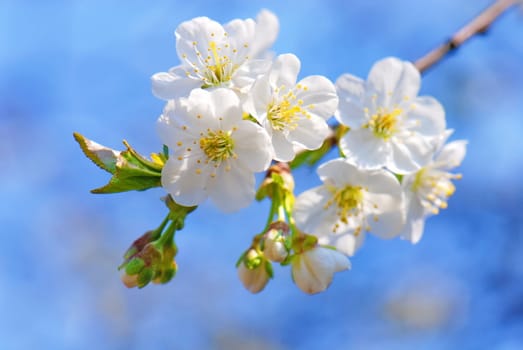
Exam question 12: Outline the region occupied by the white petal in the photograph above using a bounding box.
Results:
[287,114,330,151]
[250,9,279,58]
[182,89,219,131]
[335,73,367,128]
[295,186,335,232]
[360,167,402,194]
[400,198,427,244]
[207,163,255,212]
[365,192,406,239]
[233,120,272,171]
[388,135,433,174]
[270,53,300,88]
[317,158,366,186]
[367,57,421,107]
[233,58,272,94]
[407,96,446,136]
[176,17,226,65]
[208,88,242,128]
[340,128,391,170]
[224,18,255,58]
[156,109,196,148]
[271,130,296,162]
[317,232,365,257]
[245,74,272,121]
[161,157,208,207]
[435,140,467,170]
[295,75,338,120]
[292,247,349,294]
[151,68,201,100]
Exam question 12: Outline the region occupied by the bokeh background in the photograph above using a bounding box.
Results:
[2,0,523,349]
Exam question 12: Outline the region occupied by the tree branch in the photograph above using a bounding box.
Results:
[414,0,518,73]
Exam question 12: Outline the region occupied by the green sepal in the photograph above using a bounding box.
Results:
[89,140,164,194]
[73,132,120,174]
[394,173,403,183]
[157,266,177,284]
[264,260,274,279]
[235,251,246,268]
[137,267,153,288]
[255,172,285,201]
[124,258,145,275]
[280,253,293,266]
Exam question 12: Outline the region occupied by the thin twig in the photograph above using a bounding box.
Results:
[414,0,518,73]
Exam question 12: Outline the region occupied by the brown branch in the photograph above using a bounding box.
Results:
[414,0,518,73]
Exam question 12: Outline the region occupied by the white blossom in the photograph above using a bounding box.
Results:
[157,88,272,212]
[400,130,467,243]
[246,53,338,161]
[152,10,278,100]
[294,158,405,256]
[335,57,446,174]
[291,246,350,294]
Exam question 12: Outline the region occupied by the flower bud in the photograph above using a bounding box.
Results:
[291,246,350,294]
[262,222,290,263]
[237,249,271,293]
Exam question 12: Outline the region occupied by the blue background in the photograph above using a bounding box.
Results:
[1,0,523,349]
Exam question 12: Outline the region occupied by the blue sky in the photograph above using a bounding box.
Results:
[1,0,523,349]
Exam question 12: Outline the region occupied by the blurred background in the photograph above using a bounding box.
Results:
[1,0,523,349]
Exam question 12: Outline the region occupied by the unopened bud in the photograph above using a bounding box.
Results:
[237,249,272,293]
[263,222,290,263]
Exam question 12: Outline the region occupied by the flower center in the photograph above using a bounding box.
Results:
[324,185,364,233]
[267,89,309,132]
[365,108,402,140]
[199,130,235,162]
[412,168,461,214]
[202,41,238,87]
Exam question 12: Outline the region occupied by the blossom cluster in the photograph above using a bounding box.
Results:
[149,11,466,294]
[75,9,467,295]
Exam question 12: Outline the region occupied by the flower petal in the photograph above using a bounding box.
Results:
[292,247,349,294]
[316,158,366,186]
[161,157,208,207]
[335,73,367,128]
[367,57,421,107]
[250,9,279,59]
[407,96,446,136]
[270,53,300,88]
[207,163,255,212]
[340,129,391,170]
[435,140,467,170]
[233,120,272,171]
[400,197,426,244]
[295,186,335,232]
[365,192,406,239]
[295,75,338,120]
[317,232,365,257]
[176,17,226,66]
[287,114,330,151]
[151,68,201,100]
[271,130,296,162]
[388,135,433,174]
[209,88,242,128]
